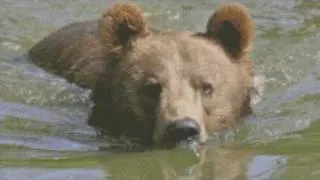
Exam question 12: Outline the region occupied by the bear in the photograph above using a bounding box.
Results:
[28,2,255,148]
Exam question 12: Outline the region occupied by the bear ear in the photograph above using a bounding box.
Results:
[206,3,254,59]
[99,3,149,50]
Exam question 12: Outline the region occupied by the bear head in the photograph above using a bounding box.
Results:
[88,2,255,148]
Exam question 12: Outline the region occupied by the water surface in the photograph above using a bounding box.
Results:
[1,0,320,179]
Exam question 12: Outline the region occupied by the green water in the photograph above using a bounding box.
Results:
[1,0,319,179]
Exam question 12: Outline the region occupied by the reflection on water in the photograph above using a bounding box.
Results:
[0,0,320,179]
[0,145,290,180]
[1,168,106,180]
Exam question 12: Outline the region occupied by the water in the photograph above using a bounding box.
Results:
[1,0,319,179]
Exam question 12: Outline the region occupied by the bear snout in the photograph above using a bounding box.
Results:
[163,117,201,145]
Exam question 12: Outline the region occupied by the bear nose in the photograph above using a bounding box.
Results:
[165,118,200,143]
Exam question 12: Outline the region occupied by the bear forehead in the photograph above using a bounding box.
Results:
[124,33,236,79]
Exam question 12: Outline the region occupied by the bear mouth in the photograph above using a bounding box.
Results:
[96,132,201,152]
[157,134,201,149]
[95,126,202,151]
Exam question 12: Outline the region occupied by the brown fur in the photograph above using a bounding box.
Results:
[28,20,105,88]
[28,2,255,147]
[205,2,254,59]
[99,3,149,51]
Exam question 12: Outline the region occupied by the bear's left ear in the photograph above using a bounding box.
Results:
[99,3,149,51]
[206,3,254,59]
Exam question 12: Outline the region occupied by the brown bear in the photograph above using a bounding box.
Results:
[28,2,255,148]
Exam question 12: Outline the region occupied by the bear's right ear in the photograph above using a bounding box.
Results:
[99,3,149,51]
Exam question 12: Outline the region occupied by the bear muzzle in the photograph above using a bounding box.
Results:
[160,117,201,148]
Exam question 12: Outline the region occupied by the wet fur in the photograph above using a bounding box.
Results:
[28,2,255,146]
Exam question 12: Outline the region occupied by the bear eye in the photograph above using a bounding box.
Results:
[201,82,214,96]
[141,81,162,99]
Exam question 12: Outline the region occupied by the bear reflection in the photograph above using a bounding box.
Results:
[96,146,256,180]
